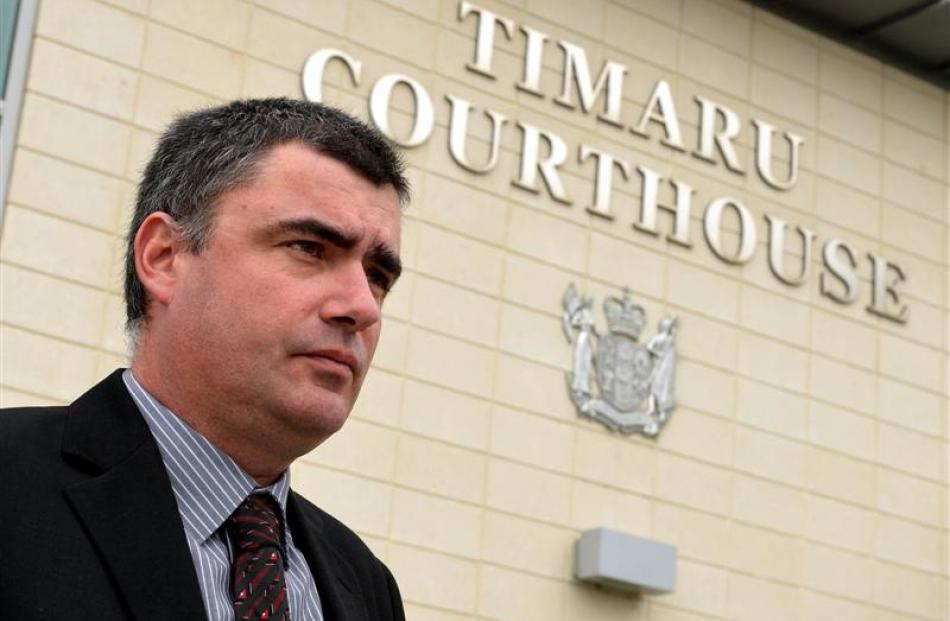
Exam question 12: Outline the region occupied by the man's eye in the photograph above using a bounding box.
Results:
[367,269,393,297]
[286,240,324,258]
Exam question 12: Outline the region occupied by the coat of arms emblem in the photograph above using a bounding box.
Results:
[562,284,679,437]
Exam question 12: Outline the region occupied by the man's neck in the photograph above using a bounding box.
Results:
[128,358,290,486]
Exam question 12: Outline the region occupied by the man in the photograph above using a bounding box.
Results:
[0,98,409,621]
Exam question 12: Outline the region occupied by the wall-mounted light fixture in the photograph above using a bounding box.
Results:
[575,528,677,594]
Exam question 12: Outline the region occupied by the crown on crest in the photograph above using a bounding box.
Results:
[603,288,646,339]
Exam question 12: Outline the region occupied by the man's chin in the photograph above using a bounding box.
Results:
[279,391,353,439]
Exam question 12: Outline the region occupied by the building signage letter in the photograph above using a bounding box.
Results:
[634,166,693,247]
[754,119,804,190]
[554,41,627,126]
[867,253,908,323]
[369,74,435,147]
[820,239,860,304]
[579,144,630,219]
[301,49,362,103]
[446,94,509,173]
[694,96,745,174]
[516,25,548,96]
[703,197,756,264]
[765,214,815,286]
[631,80,685,151]
[513,122,572,204]
[458,1,514,79]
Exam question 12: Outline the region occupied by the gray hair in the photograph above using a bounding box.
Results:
[125,97,409,341]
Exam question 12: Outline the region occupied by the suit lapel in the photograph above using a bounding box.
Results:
[288,493,366,621]
[61,371,206,620]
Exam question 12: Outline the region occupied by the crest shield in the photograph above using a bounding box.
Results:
[597,333,652,411]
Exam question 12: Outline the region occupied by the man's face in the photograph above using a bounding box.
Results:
[166,142,401,449]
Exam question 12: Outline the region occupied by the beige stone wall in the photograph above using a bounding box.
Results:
[1,0,948,620]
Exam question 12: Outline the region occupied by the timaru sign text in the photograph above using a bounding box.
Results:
[301,1,908,324]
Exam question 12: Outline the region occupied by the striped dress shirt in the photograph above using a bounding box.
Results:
[123,370,324,621]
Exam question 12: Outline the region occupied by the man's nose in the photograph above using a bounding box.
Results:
[319,262,382,332]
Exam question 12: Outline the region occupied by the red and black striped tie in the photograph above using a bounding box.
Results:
[227,494,290,621]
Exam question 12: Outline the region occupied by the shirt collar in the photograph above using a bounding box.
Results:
[122,370,291,544]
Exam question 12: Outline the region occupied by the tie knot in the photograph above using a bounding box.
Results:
[227,494,283,551]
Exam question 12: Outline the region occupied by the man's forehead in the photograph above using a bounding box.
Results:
[258,142,395,193]
[261,144,399,205]
[227,148,401,246]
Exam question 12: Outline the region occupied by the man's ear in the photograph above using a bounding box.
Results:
[134,212,186,309]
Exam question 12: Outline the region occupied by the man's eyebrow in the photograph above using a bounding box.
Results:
[267,217,402,280]
[370,243,402,281]
[265,218,358,249]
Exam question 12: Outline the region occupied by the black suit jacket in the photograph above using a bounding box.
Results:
[0,370,405,621]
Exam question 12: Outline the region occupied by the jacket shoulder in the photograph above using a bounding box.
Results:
[0,406,67,459]
[0,406,73,508]
[0,404,68,426]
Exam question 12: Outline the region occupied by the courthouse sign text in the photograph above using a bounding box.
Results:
[301,1,909,324]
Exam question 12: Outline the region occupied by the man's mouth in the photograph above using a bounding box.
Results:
[301,349,360,376]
